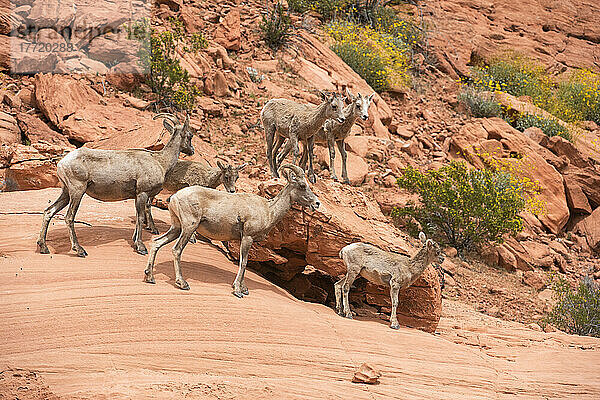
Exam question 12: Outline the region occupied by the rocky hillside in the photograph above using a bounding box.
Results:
[0,0,599,334]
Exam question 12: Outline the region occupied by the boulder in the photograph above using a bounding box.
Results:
[522,270,548,291]
[227,179,442,333]
[1,142,66,190]
[213,7,241,51]
[34,74,101,128]
[575,207,600,251]
[26,0,75,30]
[87,34,138,65]
[15,112,72,147]
[0,112,20,145]
[563,175,592,214]
[352,363,381,384]
[106,62,144,91]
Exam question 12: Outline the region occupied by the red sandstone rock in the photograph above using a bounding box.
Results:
[352,363,381,384]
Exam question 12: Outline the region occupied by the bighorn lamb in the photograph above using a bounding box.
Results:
[37,113,194,257]
[144,164,320,297]
[300,90,374,184]
[335,232,443,329]
[163,159,247,193]
[261,91,345,182]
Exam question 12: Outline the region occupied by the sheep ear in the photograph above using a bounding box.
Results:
[217,160,226,170]
[318,90,327,100]
[419,232,426,243]
[237,162,248,171]
[345,87,354,102]
[368,93,375,102]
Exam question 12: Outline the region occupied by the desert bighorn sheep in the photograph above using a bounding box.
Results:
[164,159,247,193]
[37,113,194,257]
[144,164,320,297]
[300,89,374,184]
[261,91,345,182]
[335,232,443,329]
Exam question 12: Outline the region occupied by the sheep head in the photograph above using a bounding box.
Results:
[279,164,320,211]
[217,160,247,193]
[154,112,195,156]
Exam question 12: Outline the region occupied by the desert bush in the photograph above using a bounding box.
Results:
[328,21,410,92]
[288,0,347,19]
[472,52,553,109]
[554,69,600,125]
[545,275,600,338]
[260,2,292,50]
[515,113,572,141]
[392,161,532,252]
[128,18,199,111]
[458,88,503,118]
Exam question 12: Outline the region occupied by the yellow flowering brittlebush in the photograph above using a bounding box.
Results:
[392,161,538,253]
[327,21,410,92]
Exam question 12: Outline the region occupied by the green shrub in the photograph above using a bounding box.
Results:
[472,53,553,109]
[545,276,600,337]
[288,0,346,19]
[331,41,390,92]
[128,18,199,111]
[458,88,503,118]
[554,69,600,125]
[515,113,572,141]
[392,161,528,253]
[260,2,292,50]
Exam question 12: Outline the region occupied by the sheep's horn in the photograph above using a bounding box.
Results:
[153,113,180,125]
[279,164,305,181]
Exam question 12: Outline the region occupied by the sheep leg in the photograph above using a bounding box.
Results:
[334,275,346,315]
[232,235,253,298]
[65,185,87,257]
[133,193,149,255]
[306,135,316,184]
[272,135,286,174]
[172,224,196,290]
[37,187,69,254]
[265,124,278,178]
[342,270,359,319]
[336,140,350,185]
[144,197,159,234]
[389,283,401,329]
[327,135,338,182]
[144,225,181,284]
[299,140,308,170]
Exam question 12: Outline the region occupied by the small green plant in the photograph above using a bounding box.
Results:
[188,32,208,53]
[392,161,530,253]
[458,88,503,118]
[545,275,600,338]
[260,2,292,50]
[289,0,347,19]
[128,18,199,111]
[515,113,572,141]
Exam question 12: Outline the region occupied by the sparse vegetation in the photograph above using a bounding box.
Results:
[392,161,534,253]
[555,69,600,125]
[545,275,600,338]
[128,18,199,111]
[458,88,503,118]
[516,113,572,141]
[288,0,347,20]
[260,1,292,50]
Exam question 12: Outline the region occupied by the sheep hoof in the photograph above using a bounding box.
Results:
[308,174,316,184]
[232,290,244,298]
[38,243,50,254]
[343,178,351,185]
[148,228,159,235]
[176,280,190,290]
[344,313,353,320]
[75,248,88,257]
[143,274,155,284]
[135,245,148,255]
[241,287,249,296]
[390,324,400,330]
